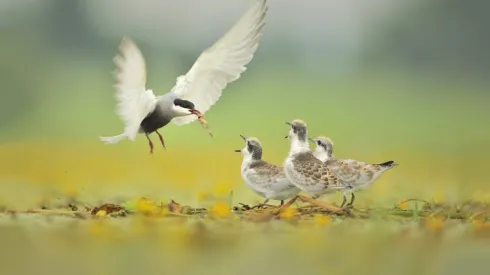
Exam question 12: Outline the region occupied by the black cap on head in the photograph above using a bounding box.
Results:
[174,99,195,109]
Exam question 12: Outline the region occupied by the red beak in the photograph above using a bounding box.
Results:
[189,109,202,118]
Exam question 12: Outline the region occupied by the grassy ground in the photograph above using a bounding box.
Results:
[1,192,490,275]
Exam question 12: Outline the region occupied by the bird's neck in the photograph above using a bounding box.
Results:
[289,137,310,156]
[313,148,330,162]
[241,154,260,172]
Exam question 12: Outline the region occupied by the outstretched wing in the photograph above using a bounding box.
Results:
[112,37,157,140]
[171,0,268,126]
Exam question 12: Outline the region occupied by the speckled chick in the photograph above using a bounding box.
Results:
[309,136,398,207]
[236,135,300,207]
[283,120,347,199]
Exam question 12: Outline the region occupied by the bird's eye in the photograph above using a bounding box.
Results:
[317,141,321,145]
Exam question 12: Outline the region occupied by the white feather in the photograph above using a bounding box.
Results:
[100,37,157,144]
[171,0,268,125]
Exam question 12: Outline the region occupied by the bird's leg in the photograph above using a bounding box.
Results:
[340,195,347,208]
[346,193,355,208]
[145,134,154,154]
[280,200,284,206]
[259,198,270,208]
[155,130,166,149]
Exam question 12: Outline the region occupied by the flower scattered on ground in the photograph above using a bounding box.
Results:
[426,216,445,232]
[314,214,331,226]
[209,201,231,218]
[433,192,444,204]
[279,206,298,220]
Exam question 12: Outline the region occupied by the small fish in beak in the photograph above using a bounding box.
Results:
[190,109,213,137]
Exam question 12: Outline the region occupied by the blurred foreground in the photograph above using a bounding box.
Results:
[1,195,490,275]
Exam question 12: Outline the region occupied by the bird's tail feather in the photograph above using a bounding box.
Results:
[375,160,398,169]
[99,134,127,144]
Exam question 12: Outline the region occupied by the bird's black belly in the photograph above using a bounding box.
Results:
[140,108,171,134]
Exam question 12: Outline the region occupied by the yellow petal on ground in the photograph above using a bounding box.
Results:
[95,210,107,217]
[433,192,445,203]
[135,197,160,215]
[314,214,331,226]
[209,201,231,219]
[426,217,445,232]
[279,206,298,220]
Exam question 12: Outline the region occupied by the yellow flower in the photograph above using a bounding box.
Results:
[135,197,166,216]
[472,191,490,203]
[433,192,444,204]
[279,206,298,220]
[95,210,107,217]
[399,201,408,210]
[209,201,231,218]
[471,219,485,231]
[426,217,445,232]
[469,213,488,231]
[314,214,331,226]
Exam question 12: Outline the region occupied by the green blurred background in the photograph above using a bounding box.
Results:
[1,0,489,208]
[1,0,490,274]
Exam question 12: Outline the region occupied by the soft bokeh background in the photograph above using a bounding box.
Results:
[1,0,490,273]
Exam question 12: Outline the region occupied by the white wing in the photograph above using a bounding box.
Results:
[112,37,157,140]
[171,0,268,125]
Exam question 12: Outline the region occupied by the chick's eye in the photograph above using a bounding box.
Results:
[317,141,321,145]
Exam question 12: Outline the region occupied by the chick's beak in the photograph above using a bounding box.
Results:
[240,134,246,141]
[285,122,292,126]
[308,138,315,143]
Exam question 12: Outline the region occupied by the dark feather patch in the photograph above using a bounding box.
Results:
[174,99,195,109]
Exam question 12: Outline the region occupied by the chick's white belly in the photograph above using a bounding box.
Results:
[270,188,300,200]
[241,170,274,198]
[342,172,383,195]
[242,170,299,200]
[265,178,301,200]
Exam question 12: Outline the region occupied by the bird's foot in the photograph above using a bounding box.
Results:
[344,203,354,209]
[251,203,265,210]
[237,203,252,211]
